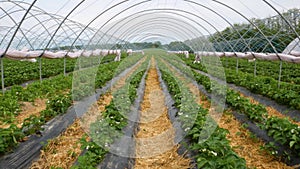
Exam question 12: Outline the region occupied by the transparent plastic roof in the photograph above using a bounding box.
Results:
[283,38,300,54]
[0,0,300,54]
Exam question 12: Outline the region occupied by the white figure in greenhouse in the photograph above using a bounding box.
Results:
[248,58,256,62]
[127,49,133,56]
[194,52,201,63]
[114,50,121,62]
[101,50,109,56]
[184,51,189,58]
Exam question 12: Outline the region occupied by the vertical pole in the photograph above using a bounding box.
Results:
[254,59,257,77]
[39,57,42,83]
[236,57,239,73]
[226,58,228,67]
[64,56,66,76]
[278,61,282,88]
[1,57,4,95]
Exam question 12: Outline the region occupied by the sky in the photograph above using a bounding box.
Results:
[1,0,300,45]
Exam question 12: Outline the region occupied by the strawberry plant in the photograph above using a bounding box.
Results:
[158,57,247,169]
[190,62,300,160]
[0,124,24,154]
[73,55,148,168]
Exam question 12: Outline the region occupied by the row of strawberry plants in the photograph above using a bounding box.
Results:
[157,58,247,169]
[221,57,300,84]
[1,54,143,123]
[0,74,73,123]
[72,57,149,169]
[181,56,300,110]
[192,70,300,162]
[0,54,120,87]
[72,54,144,101]
[0,92,72,154]
[0,62,120,124]
[182,54,300,85]
[0,55,145,155]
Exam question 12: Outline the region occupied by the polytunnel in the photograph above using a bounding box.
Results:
[0,0,300,169]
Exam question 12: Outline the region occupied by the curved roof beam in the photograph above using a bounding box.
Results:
[1,0,37,57]
[65,0,142,55]
[183,0,252,52]
[262,0,300,53]
[212,0,281,59]
[0,7,34,49]
[91,9,228,52]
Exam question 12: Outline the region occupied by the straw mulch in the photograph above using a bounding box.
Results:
[134,59,191,169]
[30,119,85,169]
[163,60,293,168]
[219,112,294,169]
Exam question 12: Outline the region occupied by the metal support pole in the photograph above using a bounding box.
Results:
[226,58,228,67]
[254,59,257,77]
[278,61,282,88]
[1,57,4,95]
[39,57,42,83]
[64,56,66,76]
[98,55,101,64]
[236,58,239,73]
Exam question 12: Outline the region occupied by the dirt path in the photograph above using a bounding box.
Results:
[162,59,292,169]
[134,58,191,169]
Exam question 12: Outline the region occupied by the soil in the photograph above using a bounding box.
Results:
[0,98,47,128]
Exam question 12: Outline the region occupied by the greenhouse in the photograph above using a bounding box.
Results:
[0,0,300,168]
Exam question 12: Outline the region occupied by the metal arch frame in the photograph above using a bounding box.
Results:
[1,0,37,94]
[102,8,234,51]
[30,21,95,50]
[120,24,192,44]
[212,0,286,87]
[0,33,24,49]
[126,32,179,44]
[262,0,300,53]
[65,0,135,56]
[115,17,199,41]
[0,1,60,50]
[183,0,253,53]
[80,0,153,52]
[95,10,212,52]
[91,9,228,53]
[132,33,179,45]
[0,7,34,49]
[0,6,63,50]
[129,33,190,52]
[212,0,281,58]
[0,1,92,51]
[38,0,85,78]
[105,13,214,54]
[0,24,20,48]
[14,11,87,50]
[116,21,203,51]
[42,0,85,54]
[101,13,201,53]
